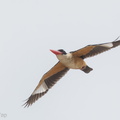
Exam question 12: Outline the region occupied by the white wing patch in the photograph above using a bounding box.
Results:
[100,43,113,48]
[32,82,48,95]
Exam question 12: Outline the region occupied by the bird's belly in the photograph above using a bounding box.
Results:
[65,62,79,69]
[60,60,81,69]
[57,55,86,69]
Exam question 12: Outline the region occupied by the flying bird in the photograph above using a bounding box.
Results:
[24,39,120,107]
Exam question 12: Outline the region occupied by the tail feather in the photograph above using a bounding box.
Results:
[82,66,93,73]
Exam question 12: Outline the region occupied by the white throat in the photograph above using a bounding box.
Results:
[57,53,72,60]
[56,53,74,68]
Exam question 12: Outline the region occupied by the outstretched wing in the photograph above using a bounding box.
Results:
[71,40,120,59]
[24,62,69,107]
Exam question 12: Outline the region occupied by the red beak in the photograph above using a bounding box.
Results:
[50,49,62,55]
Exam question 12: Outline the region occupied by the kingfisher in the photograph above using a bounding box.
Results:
[24,39,120,107]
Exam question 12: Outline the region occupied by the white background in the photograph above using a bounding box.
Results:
[0,0,120,120]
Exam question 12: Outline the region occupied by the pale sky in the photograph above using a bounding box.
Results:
[0,0,120,120]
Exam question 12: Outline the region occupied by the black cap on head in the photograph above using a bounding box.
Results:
[58,49,67,55]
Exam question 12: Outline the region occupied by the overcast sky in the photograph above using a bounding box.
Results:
[0,0,120,120]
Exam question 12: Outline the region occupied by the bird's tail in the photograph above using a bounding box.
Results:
[81,66,93,73]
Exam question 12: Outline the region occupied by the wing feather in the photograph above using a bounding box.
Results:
[24,62,69,107]
[71,40,120,59]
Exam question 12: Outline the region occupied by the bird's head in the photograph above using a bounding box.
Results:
[50,49,67,55]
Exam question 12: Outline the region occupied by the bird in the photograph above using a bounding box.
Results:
[24,38,120,107]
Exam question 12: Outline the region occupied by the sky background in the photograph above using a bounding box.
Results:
[0,0,120,120]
